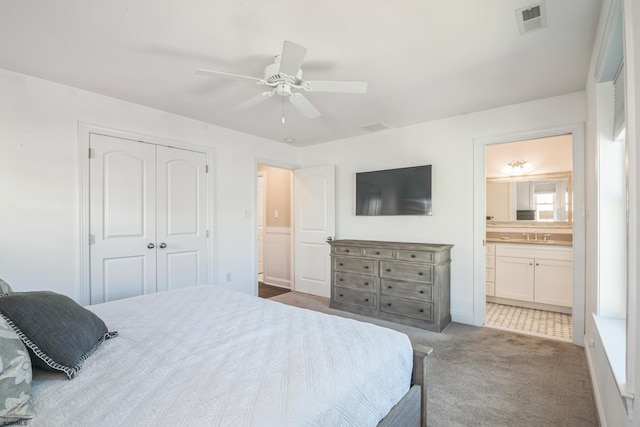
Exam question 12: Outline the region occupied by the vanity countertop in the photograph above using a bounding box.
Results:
[486,231,572,246]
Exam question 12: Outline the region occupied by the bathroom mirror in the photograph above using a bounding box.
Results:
[486,172,572,225]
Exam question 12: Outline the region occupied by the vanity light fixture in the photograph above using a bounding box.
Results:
[502,159,534,175]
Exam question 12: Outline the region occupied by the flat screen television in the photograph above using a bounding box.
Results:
[356,165,432,216]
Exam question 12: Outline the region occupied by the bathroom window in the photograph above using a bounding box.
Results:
[535,193,555,221]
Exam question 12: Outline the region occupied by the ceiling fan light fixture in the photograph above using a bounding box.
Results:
[502,159,534,175]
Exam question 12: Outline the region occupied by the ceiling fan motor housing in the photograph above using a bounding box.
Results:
[264,61,303,86]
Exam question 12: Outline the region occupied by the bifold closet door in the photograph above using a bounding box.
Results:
[89,134,208,304]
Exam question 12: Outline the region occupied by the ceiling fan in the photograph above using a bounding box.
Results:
[195,41,367,121]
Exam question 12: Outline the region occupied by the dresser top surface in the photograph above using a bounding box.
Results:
[328,239,453,252]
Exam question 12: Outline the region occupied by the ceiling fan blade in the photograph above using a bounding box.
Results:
[289,93,321,119]
[233,91,275,110]
[303,80,368,94]
[196,69,263,83]
[278,41,307,76]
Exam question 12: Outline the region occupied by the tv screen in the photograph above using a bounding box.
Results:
[356,165,432,216]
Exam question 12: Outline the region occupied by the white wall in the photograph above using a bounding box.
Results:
[298,91,586,325]
[0,68,298,301]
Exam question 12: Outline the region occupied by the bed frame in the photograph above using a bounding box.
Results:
[378,343,433,427]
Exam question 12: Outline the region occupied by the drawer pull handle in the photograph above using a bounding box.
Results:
[339,294,344,297]
[364,282,369,286]
[387,286,392,289]
[419,290,424,294]
[386,269,391,272]
[376,252,380,255]
[418,272,424,276]
[411,254,416,258]
[339,263,344,266]
[345,249,350,253]
[364,266,369,269]
[339,278,343,281]
[387,303,392,306]
[365,298,369,302]
[420,309,424,313]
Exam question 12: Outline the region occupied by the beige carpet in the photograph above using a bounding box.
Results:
[271,291,598,427]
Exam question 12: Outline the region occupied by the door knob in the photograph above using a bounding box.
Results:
[159,242,167,249]
[147,243,155,249]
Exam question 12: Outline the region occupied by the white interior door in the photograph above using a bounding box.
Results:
[89,134,157,304]
[156,146,208,292]
[294,165,335,297]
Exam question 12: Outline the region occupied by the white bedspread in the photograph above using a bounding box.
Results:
[29,286,413,426]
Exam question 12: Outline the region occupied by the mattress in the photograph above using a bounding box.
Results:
[29,285,413,426]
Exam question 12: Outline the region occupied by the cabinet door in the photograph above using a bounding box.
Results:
[534,259,573,307]
[495,256,534,301]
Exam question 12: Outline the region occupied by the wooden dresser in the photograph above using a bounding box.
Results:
[328,239,453,332]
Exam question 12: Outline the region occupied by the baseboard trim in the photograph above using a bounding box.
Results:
[584,345,607,427]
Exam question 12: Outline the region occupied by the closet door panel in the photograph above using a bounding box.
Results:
[89,134,157,304]
[156,146,208,291]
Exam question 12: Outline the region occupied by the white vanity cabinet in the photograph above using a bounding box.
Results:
[494,244,573,308]
[486,244,496,296]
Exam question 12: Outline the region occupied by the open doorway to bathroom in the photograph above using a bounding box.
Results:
[257,164,293,299]
[484,135,574,342]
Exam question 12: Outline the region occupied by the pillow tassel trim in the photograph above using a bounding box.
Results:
[0,313,117,380]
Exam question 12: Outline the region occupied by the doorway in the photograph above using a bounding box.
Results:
[483,135,574,342]
[256,164,293,295]
[473,124,586,346]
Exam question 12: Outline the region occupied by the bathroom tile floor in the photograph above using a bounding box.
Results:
[485,302,572,342]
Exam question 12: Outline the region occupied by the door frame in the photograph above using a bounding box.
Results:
[253,158,298,296]
[78,123,216,306]
[473,123,586,346]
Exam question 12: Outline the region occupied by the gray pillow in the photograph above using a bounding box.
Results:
[0,315,34,426]
[0,279,12,295]
[0,291,117,379]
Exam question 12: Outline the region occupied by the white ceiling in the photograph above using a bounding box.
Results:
[0,0,601,146]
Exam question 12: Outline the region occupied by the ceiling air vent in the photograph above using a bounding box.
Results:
[361,122,391,133]
[516,1,547,34]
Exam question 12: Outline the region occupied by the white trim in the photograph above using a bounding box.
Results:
[585,338,609,427]
[77,122,216,306]
[622,0,638,401]
[473,123,586,347]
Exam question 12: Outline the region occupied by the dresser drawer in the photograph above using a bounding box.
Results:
[334,272,377,292]
[396,250,435,263]
[362,247,395,259]
[334,257,375,275]
[381,295,433,322]
[333,288,376,309]
[381,279,432,302]
[333,245,361,256]
[380,261,433,283]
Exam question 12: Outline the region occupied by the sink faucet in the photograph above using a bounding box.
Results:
[534,231,538,241]
[544,233,552,242]
[522,233,530,241]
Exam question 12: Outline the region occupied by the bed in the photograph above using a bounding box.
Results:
[2,285,431,426]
